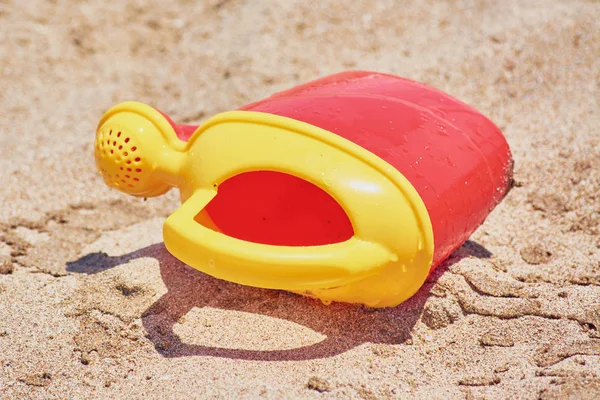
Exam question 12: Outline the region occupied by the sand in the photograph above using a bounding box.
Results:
[0,0,599,399]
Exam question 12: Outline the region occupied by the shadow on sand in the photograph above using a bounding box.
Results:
[67,240,491,361]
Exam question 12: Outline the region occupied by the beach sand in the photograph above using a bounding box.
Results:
[1,0,599,398]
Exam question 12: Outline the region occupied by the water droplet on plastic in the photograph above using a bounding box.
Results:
[436,123,449,136]
[208,259,216,268]
[321,299,332,306]
[401,264,407,273]
[417,239,424,251]
[389,254,399,262]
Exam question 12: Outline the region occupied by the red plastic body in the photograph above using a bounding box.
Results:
[166,71,513,270]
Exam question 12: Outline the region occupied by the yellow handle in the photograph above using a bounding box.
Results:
[94,102,435,306]
[163,189,395,291]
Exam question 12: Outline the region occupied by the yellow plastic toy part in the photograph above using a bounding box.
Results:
[94,101,434,308]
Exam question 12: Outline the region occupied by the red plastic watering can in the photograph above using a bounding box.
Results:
[93,70,513,307]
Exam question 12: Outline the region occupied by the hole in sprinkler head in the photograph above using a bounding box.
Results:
[125,138,130,143]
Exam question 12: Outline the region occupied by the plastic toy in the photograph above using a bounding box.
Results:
[93,70,513,308]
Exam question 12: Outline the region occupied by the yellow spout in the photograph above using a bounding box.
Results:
[94,101,185,197]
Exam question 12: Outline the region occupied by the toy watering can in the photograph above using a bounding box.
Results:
[93,71,513,307]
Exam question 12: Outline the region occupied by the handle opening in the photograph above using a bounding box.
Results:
[194,170,355,247]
